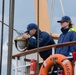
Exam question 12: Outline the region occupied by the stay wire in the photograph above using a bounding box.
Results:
[0,21,21,35]
[50,0,55,26]
[59,0,65,16]
[37,0,39,75]
[0,0,5,75]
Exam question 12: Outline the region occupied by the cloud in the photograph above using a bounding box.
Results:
[0,14,9,66]
[0,13,16,74]
[2,40,8,65]
[2,39,16,75]
[0,0,76,75]
[1,40,8,75]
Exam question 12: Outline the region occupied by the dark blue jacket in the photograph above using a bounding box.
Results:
[56,28,76,56]
[28,30,55,60]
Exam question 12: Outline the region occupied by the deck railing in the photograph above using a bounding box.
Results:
[12,41,76,75]
[12,41,76,58]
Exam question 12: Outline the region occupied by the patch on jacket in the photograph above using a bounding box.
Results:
[68,28,76,32]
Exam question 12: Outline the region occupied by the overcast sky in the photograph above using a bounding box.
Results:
[0,0,76,75]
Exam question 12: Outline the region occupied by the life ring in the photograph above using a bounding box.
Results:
[39,54,73,75]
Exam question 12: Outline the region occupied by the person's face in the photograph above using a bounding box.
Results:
[60,22,69,28]
[29,29,36,36]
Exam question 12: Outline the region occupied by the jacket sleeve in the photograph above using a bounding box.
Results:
[70,32,76,53]
[28,34,55,47]
[28,37,37,47]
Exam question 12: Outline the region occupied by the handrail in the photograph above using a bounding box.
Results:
[12,41,76,58]
[24,58,36,62]
[51,34,60,39]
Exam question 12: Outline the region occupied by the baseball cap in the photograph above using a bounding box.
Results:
[26,23,38,32]
[57,16,71,23]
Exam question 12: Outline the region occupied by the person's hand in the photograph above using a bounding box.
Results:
[22,33,29,39]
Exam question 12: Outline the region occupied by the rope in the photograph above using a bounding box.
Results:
[37,0,39,74]
[0,0,5,74]
[59,0,65,16]
[50,0,55,27]
[0,20,21,35]
[7,0,15,75]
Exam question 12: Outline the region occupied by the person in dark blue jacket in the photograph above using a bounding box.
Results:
[56,16,76,56]
[22,23,55,60]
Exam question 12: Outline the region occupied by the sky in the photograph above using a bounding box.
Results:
[0,0,76,75]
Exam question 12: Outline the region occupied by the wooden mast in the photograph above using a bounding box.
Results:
[35,0,50,61]
[35,0,50,33]
[34,0,60,61]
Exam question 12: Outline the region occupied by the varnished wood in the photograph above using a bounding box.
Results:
[12,41,76,58]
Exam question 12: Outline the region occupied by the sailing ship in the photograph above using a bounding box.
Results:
[1,0,76,75]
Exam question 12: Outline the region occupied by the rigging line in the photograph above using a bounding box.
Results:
[7,0,15,75]
[0,20,21,34]
[50,0,55,27]
[37,0,39,75]
[0,0,5,75]
[59,0,65,16]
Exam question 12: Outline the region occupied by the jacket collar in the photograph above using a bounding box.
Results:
[61,27,70,34]
[33,29,41,38]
